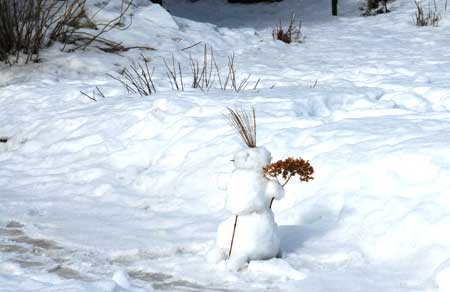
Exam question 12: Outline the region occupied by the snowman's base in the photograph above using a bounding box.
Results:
[206,247,227,264]
[226,255,249,271]
[207,247,247,271]
[207,247,284,272]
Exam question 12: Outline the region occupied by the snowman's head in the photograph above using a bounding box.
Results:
[233,147,271,170]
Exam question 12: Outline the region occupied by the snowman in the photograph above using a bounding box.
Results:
[208,146,285,271]
[208,107,314,271]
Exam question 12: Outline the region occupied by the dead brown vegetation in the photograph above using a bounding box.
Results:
[224,107,257,148]
[264,157,314,208]
[272,13,303,44]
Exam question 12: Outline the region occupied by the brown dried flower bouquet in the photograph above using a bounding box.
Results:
[264,157,314,186]
[264,157,314,208]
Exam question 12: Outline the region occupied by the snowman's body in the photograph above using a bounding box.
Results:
[209,147,285,270]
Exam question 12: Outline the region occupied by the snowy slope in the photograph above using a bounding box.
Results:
[1,0,450,291]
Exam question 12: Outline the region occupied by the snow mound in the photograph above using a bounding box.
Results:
[85,1,178,48]
[433,259,450,292]
[247,258,306,281]
[134,5,179,30]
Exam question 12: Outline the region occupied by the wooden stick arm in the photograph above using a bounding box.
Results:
[266,179,285,201]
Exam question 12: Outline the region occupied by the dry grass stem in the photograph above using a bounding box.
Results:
[80,86,106,102]
[190,45,215,90]
[414,0,441,26]
[272,13,303,44]
[224,107,257,148]
[164,55,184,91]
[108,54,156,96]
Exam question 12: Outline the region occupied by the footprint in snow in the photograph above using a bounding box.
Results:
[0,220,90,281]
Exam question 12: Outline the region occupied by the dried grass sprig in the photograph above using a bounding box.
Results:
[224,107,257,148]
[272,13,303,44]
[107,54,156,96]
[414,0,441,27]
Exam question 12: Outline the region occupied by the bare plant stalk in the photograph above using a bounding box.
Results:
[67,0,133,52]
[272,13,302,44]
[224,107,257,148]
[212,50,224,90]
[228,215,238,259]
[181,41,202,51]
[0,0,64,63]
[108,54,156,96]
[253,78,261,90]
[414,0,440,27]
[269,197,275,209]
[164,55,184,91]
[160,48,259,92]
[0,0,142,64]
[189,45,215,90]
[80,86,106,102]
[220,53,257,92]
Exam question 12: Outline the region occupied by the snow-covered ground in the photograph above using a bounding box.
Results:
[1,0,450,291]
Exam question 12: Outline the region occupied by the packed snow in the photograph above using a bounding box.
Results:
[1,0,450,291]
[223,147,281,215]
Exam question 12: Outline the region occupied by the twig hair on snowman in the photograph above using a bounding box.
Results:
[207,106,314,271]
